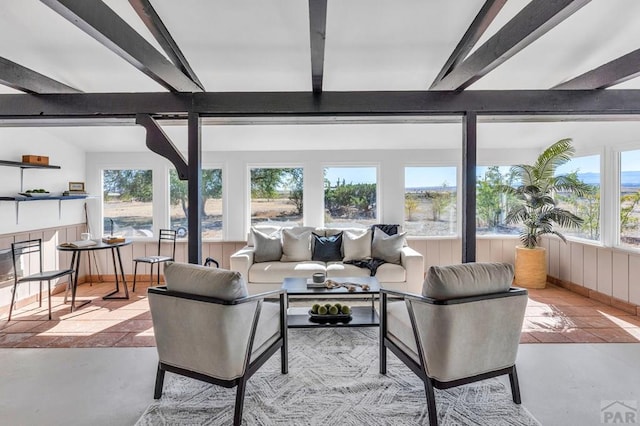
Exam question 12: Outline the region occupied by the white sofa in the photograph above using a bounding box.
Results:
[230,225,424,295]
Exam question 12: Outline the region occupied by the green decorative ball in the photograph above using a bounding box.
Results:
[324,303,332,309]
[341,305,351,315]
[311,304,320,314]
[334,303,342,311]
[328,305,339,315]
[318,305,328,315]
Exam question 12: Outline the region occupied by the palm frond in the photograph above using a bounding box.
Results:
[532,138,574,182]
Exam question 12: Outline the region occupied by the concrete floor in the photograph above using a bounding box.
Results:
[1,343,639,426]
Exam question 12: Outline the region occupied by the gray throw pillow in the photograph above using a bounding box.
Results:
[422,262,514,300]
[163,261,248,301]
[371,227,406,264]
[281,228,312,262]
[252,227,282,263]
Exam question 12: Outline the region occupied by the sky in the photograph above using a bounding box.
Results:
[325,167,377,185]
[621,149,640,172]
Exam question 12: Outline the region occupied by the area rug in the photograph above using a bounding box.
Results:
[136,328,540,425]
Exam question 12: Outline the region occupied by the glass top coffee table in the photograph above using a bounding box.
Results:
[281,276,380,328]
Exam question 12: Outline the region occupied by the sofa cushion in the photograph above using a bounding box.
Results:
[312,232,343,262]
[252,227,282,263]
[281,228,313,262]
[373,263,407,283]
[249,261,326,283]
[163,262,248,301]
[342,229,372,261]
[422,262,514,300]
[372,227,406,264]
[325,262,371,278]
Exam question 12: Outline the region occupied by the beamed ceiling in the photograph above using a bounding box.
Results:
[1,0,640,152]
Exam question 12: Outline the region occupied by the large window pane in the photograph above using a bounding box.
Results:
[476,166,521,236]
[620,149,640,247]
[169,169,223,239]
[324,167,377,227]
[556,155,600,241]
[250,168,303,226]
[404,167,457,236]
[103,169,153,237]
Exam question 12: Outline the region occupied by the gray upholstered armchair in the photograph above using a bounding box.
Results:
[380,262,528,426]
[148,262,287,426]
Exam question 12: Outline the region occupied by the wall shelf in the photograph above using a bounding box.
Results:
[0,160,61,170]
[0,195,88,224]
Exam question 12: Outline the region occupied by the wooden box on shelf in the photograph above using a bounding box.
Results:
[22,155,49,165]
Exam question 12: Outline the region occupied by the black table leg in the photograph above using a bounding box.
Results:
[69,250,91,312]
[103,246,130,300]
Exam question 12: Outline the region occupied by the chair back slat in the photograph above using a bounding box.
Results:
[157,229,177,258]
[11,239,43,278]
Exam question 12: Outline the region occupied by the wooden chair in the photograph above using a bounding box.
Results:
[9,239,74,320]
[132,229,177,291]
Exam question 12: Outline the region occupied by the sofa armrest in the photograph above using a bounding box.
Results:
[400,246,424,294]
[230,245,255,281]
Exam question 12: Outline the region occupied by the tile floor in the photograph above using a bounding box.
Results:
[1,280,640,347]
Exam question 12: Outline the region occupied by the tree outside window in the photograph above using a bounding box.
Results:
[404,167,457,236]
[555,155,600,241]
[324,167,377,227]
[476,166,520,235]
[620,150,640,247]
[250,168,303,226]
[169,169,223,239]
[103,169,153,237]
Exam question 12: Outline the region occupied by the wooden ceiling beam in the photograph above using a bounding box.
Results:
[2,90,640,118]
[553,48,640,90]
[309,0,328,94]
[0,57,80,94]
[41,0,202,92]
[430,0,507,89]
[431,0,591,91]
[128,0,204,91]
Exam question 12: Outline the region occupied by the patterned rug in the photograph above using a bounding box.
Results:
[136,328,540,425]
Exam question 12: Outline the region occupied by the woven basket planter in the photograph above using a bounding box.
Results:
[514,246,547,288]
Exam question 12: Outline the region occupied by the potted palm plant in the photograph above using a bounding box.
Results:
[501,138,589,288]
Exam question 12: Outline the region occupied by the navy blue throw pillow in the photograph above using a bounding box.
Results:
[312,232,343,262]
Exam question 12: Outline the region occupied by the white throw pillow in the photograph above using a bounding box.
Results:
[343,229,372,261]
[252,227,282,263]
[371,227,406,264]
[281,228,312,262]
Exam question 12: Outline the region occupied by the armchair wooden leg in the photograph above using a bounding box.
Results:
[154,364,166,399]
[425,379,438,426]
[509,366,522,404]
[234,377,248,426]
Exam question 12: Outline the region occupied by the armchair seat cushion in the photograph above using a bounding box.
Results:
[422,262,514,300]
[249,261,326,283]
[163,262,248,301]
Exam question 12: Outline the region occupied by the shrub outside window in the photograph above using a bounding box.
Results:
[404,167,457,236]
[250,168,303,226]
[555,155,601,241]
[103,169,153,237]
[620,149,640,247]
[169,169,223,239]
[324,167,377,228]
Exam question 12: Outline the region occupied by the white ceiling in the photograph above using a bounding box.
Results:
[0,0,640,152]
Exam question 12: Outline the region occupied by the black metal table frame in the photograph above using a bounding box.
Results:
[282,277,380,329]
[58,240,131,312]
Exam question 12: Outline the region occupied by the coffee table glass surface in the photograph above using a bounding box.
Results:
[282,276,380,328]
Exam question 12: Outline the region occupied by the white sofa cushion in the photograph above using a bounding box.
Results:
[325,262,371,278]
[342,229,372,261]
[373,263,407,283]
[422,262,514,300]
[281,228,313,262]
[249,261,326,283]
[247,225,282,247]
[163,261,248,301]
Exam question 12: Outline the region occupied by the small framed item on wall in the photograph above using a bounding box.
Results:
[68,182,86,193]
